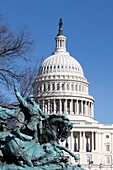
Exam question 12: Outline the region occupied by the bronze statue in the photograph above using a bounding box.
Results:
[0,86,84,170]
[14,86,48,142]
[58,18,63,35]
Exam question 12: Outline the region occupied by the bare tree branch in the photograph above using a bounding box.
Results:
[0,14,40,106]
[0,16,34,88]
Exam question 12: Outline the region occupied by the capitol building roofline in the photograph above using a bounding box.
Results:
[33,19,113,169]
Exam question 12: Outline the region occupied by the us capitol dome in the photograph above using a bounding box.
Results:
[33,19,113,169]
[34,18,95,123]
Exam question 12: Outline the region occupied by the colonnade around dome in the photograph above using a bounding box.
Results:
[38,98,94,119]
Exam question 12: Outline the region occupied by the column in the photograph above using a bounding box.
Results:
[80,132,82,151]
[65,99,68,114]
[58,39,60,47]
[71,132,74,151]
[83,131,86,151]
[83,101,85,115]
[68,99,70,114]
[74,100,76,114]
[60,99,62,113]
[90,103,92,117]
[91,103,94,118]
[81,100,83,115]
[88,102,90,116]
[50,99,52,114]
[101,133,103,151]
[48,100,50,114]
[87,101,89,116]
[92,132,94,151]
[88,137,90,151]
[95,132,98,151]
[45,100,48,114]
[53,99,55,114]
[64,99,67,114]
[98,133,101,152]
[90,102,92,117]
[85,101,88,116]
[70,99,73,114]
[76,100,78,115]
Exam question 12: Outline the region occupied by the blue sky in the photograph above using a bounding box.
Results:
[1,0,113,124]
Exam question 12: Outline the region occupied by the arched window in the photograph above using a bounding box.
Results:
[52,83,55,90]
[79,85,81,92]
[57,83,60,90]
[71,84,74,91]
[67,84,70,90]
[62,83,65,90]
[82,85,84,92]
[76,84,77,91]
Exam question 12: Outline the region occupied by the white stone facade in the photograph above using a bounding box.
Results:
[33,20,113,170]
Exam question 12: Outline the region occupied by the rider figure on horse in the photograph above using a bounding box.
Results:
[14,86,48,143]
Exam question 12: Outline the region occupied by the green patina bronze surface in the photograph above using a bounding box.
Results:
[0,86,84,170]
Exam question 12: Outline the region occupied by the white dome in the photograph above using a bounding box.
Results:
[38,19,85,77]
[38,51,84,76]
